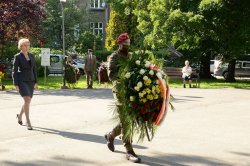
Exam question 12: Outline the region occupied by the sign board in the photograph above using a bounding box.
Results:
[41,48,50,66]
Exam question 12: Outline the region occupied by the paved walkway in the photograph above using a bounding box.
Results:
[0,88,250,166]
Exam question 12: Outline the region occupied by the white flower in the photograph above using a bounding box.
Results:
[135,60,140,65]
[139,92,144,98]
[139,69,145,75]
[149,70,154,76]
[130,96,135,101]
[143,76,148,81]
[134,86,140,91]
[152,86,156,91]
[125,72,131,79]
[145,61,151,68]
[137,82,143,88]
[156,72,162,78]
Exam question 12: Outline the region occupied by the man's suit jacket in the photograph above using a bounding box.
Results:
[12,52,37,85]
[84,54,96,72]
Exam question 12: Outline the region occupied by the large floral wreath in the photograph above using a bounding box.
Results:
[115,51,172,142]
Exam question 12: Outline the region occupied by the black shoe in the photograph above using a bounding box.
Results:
[104,133,115,152]
[126,151,141,163]
[16,114,23,125]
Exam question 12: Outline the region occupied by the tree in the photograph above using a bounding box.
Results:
[105,11,128,50]
[105,0,143,50]
[41,0,85,50]
[135,0,250,80]
[199,0,250,82]
[0,0,46,58]
[74,31,94,53]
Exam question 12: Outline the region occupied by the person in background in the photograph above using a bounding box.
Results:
[84,49,96,89]
[12,38,38,130]
[182,60,192,88]
[214,54,223,76]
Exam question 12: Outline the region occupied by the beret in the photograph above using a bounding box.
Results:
[117,33,130,44]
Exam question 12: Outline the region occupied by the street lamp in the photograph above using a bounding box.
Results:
[60,0,67,89]
[60,0,66,57]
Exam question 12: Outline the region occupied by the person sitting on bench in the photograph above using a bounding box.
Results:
[182,60,192,88]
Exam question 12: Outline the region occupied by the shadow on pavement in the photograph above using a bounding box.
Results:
[230,151,250,157]
[38,89,114,100]
[173,98,197,103]
[33,126,147,150]
[140,153,233,166]
[2,156,94,166]
[6,89,114,100]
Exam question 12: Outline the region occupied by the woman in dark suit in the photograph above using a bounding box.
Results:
[12,38,38,130]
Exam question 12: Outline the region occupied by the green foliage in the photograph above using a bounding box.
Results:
[74,31,103,53]
[94,50,113,62]
[42,0,85,50]
[75,31,95,53]
[105,11,128,50]
[105,0,144,51]
[2,44,18,61]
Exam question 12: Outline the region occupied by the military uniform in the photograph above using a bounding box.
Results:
[106,50,134,152]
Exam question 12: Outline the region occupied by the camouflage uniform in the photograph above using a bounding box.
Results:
[107,50,133,152]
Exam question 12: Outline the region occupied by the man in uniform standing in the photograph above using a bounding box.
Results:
[84,49,96,89]
[104,33,141,163]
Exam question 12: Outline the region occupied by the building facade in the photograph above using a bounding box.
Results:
[78,0,110,41]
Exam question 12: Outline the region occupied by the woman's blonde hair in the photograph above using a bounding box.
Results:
[18,38,30,50]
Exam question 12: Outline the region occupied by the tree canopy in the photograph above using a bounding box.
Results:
[0,0,46,57]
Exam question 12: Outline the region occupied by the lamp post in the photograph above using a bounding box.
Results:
[60,0,67,89]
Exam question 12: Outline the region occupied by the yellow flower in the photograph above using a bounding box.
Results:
[147,94,154,100]
[154,94,159,99]
[155,86,161,93]
[145,88,151,94]
[140,98,147,103]
[144,79,152,86]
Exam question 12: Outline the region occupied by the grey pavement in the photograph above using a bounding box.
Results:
[0,88,250,166]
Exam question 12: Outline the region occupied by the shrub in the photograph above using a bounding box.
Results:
[94,50,113,62]
[105,11,128,51]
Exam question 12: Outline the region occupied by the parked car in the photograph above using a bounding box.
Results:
[38,54,63,74]
[222,60,250,79]
[210,60,250,79]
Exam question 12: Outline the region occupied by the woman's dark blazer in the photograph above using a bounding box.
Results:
[12,52,38,86]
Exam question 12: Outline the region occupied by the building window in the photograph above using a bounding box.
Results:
[90,0,105,9]
[90,22,103,36]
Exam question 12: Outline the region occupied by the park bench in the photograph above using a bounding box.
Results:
[163,67,200,88]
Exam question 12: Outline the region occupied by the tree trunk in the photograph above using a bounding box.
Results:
[200,53,213,79]
[225,59,236,82]
[0,39,4,59]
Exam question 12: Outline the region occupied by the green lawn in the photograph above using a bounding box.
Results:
[2,76,112,90]
[169,78,250,89]
[2,76,250,90]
